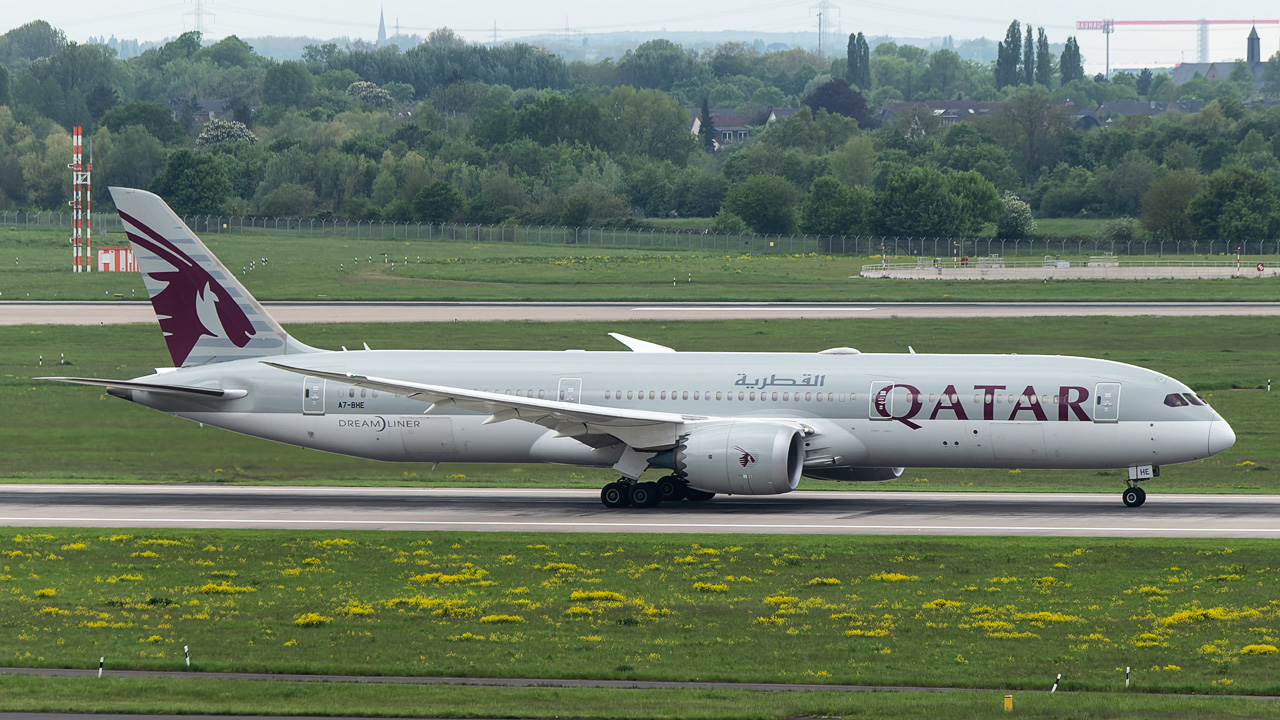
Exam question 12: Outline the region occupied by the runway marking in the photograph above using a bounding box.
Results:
[630,307,870,312]
[1,516,1276,534]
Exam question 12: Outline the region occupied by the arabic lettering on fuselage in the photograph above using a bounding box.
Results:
[734,373,827,389]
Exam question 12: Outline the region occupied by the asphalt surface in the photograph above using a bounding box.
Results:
[7,301,1280,325]
[1,485,1276,538]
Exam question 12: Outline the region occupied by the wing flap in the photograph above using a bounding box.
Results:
[39,377,247,399]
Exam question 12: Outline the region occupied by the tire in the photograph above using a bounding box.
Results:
[601,482,630,508]
[1122,487,1143,508]
[685,488,716,502]
[630,481,661,508]
[657,476,687,501]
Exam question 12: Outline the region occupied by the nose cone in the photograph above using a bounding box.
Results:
[1208,417,1236,457]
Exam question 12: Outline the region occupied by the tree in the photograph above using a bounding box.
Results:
[99,125,165,191]
[723,175,799,234]
[801,78,872,127]
[699,98,717,152]
[347,81,394,108]
[1187,165,1278,240]
[0,64,12,107]
[945,170,1001,234]
[619,39,707,92]
[1035,28,1052,88]
[262,61,315,108]
[875,167,962,236]
[1136,68,1153,96]
[194,119,257,150]
[413,180,463,222]
[0,20,67,67]
[845,32,871,91]
[100,101,185,145]
[995,20,1022,89]
[799,176,871,235]
[987,90,1071,179]
[200,35,256,68]
[1060,37,1084,85]
[1022,24,1035,87]
[1093,150,1158,216]
[260,183,317,216]
[996,191,1036,238]
[149,149,232,216]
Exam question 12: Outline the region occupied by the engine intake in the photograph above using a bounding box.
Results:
[670,421,803,495]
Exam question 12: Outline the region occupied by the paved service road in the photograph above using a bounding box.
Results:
[6,301,1280,326]
[1,485,1276,538]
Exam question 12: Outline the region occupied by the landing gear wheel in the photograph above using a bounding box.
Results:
[601,482,631,508]
[629,481,662,508]
[685,488,716,502]
[1122,486,1146,508]
[657,476,687,502]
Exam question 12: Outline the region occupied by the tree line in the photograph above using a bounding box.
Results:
[3,18,1280,243]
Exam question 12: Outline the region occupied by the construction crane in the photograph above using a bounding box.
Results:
[1077,19,1279,76]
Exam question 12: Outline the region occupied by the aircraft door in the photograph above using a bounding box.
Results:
[558,378,582,403]
[302,377,325,415]
[869,381,910,421]
[1093,382,1121,423]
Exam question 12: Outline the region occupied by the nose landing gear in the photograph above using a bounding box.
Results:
[1122,484,1147,508]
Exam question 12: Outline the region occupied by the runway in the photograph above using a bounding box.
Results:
[2,485,1277,538]
[6,301,1280,325]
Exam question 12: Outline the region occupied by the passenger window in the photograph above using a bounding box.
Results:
[348,388,355,398]
[716,392,722,400]
[816,393,823,402]
[660,391,667,400]
[782,392,790,401]
[749,392,756,401]
[649,391,655,400]
[694,391,701,400]
[539,390,546,399]
[1164,393,1189,407]
[372,390,378,398]
[627,391,633,400]
[360,388,366,398]
[805,392,812,401]
[605,390,611,399]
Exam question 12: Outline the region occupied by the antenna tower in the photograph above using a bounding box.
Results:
[68,126,92,273]
[810,0,839,57]
[184,0,215,36]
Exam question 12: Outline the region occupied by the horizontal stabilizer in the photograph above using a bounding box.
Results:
[39,377,247,399]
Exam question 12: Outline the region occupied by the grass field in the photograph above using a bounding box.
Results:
[4,227,1280,302]
[4,675,1279,720]
[2,317,1275,491]
[3,529,1280,696]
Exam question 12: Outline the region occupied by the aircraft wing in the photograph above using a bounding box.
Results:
[263,362,701,450]
[38,377,247,399]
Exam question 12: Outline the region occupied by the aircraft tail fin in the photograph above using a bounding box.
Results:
[109,187,317,367]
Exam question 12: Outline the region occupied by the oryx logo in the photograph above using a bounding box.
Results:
[118,210,256,367]
[734,446,756,467]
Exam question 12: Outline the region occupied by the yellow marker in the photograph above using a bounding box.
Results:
[1004,695,1013,712]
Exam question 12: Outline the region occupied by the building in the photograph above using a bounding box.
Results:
[689,108,751,149]
[1169,25,1265,87]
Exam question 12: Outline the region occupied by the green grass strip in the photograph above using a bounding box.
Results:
[3,528,1280,695]
[0,675,1277,719]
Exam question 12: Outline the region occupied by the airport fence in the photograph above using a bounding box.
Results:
[4,209,1279,258]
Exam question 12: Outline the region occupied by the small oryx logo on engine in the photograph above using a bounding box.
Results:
[734,446,756,467]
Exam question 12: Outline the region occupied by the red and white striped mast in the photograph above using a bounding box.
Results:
[68,126,92,272]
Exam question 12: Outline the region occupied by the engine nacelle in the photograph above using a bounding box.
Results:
[804,467,905,483]
[671,421,803,495]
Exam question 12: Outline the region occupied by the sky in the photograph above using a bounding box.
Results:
[6,1,1280,74]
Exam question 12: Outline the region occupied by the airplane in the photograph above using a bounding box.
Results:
[42,188,1236,509]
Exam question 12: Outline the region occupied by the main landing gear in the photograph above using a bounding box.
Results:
[600,475,715,508]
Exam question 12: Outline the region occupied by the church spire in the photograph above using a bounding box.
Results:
[377,6,387,46]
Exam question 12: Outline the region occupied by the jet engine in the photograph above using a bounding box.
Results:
[803,467,905,482]
[662,421,803,495]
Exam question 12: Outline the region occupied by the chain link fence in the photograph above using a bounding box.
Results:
[4,210,1277,258]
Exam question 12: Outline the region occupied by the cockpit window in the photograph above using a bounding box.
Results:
[1164,393,1189,407]
[1183,393,1207,406]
